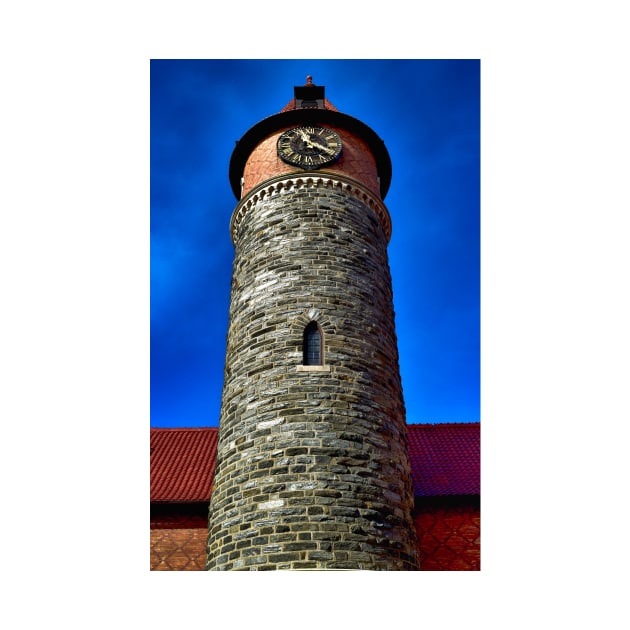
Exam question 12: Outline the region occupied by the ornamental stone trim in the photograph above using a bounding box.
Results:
[230,172,392,244]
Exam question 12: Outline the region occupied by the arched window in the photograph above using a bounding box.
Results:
[303,321,322,366]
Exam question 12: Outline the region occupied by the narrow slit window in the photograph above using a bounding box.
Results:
[303,322,322,366]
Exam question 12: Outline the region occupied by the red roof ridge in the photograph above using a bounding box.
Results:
[407,421,480,427]
[150,426,216,431]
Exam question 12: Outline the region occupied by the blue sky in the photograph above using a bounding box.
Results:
[151,59,479,428]
[5,3,629,618]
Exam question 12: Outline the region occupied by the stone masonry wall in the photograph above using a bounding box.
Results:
[206,176,418,570]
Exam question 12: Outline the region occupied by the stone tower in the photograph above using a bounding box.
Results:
[206,78,419,570]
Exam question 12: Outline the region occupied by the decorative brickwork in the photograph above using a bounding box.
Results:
[151,528,208,571]
[414,497,480,571]
[206,173,418,570]
[150,504,209,571]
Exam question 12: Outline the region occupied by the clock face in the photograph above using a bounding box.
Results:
[277,126,342,169]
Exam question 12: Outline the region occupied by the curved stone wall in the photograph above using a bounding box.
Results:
[206,176,418,570]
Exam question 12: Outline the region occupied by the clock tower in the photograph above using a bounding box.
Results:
[206,77,419,570]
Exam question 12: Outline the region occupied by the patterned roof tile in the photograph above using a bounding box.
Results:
[407,423,480,496]
[150,428,218,503]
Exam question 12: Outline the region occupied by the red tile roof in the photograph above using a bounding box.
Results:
[150,428,218,503]
[150,423,479,503]
[407,423,480,497]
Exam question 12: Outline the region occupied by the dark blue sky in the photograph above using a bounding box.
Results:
[151,59,479,428]
[8,3,626,611]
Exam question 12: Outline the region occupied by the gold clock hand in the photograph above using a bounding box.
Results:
[311,141,335,155]
[303,137,327,153]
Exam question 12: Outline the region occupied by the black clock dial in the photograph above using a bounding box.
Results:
[277,126,342,169]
